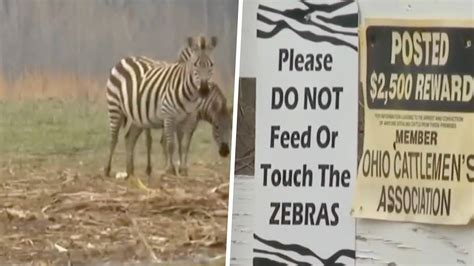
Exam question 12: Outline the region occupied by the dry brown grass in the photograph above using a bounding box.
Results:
[0,154,229,265]
[0,70,104,103]
[0,69,233,265]
[0,69,233,105]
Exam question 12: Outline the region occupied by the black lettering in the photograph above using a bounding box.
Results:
[281,130,290,148]
[281,202,291,225]
[293,203,303,225]
[331,203,339,226]
[261,163,272,186]
[467,154,474,182]
[451,153,461,182]
[377,186,386,212]
[271,168,281,186]
[433,188,440,216]
[412,187,418,213]
[303,87,317,110]
[431,131,438,145]
[267,202,341,226]
[305,203,316,225]
[302,164,313,187]
[319,164,329,187]
[403,186,411,213]
[270,126,280,148]
[362,150,371,177]
[333,86,342,109]
[316,203,329,226]
[341,170,350,187]
[278,48,333,71]
[271,87,284,109]
[324,54,333,70]
[395,186,402,213]
[319,164,350,187]
[318,87,332,109]
[261,164,314,187]
[286,87,298,109]
[282,169,296,187]
[271,86,298,110]
[303,86,343,110]
[387,185,394,212]
[314,54,322,70]
[395,130,439,145]
[295,54,304,71]
[305,54,314,70]
[289,48,294,70]
[382,151,391,177]
[394,151,401,178]
[395,130,403,145]
[278,49,288,71]
[441,189,451,216]
[420,187,426,214]
[269,202,280,224]
[271,125,311,149]
[316,126,331,148]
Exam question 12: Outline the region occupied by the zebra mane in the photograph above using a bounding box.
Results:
[178,35,218,63]
[197,82,231,124]
[177,46,193,63]
[187,35,218,51]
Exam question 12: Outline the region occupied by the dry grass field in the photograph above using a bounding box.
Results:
[0,73,231,265]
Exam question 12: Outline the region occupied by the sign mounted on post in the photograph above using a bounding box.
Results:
[253,0,358,265]
[352,18,474,225]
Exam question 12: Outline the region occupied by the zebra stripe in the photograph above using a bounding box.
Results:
[104,35,218,178]
[157,81,232,176]
[178,46,193,63]
[256,0,358,51]
[127,46,231,177]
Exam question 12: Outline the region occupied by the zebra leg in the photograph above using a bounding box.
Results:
[179,125,196,177]
[145,128,152,177]
[105,115,123,177]
[164,118,178,176]
[124,124,143,177]
[176,128,186,176]
[159,130,169,169]
[125,125,151,191]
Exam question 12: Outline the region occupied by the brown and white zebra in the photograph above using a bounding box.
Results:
[128,46,231,177]
[154,81,232,176]
[104,36,218,185]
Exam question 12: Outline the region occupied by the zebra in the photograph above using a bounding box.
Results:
[132,47,232,177]
[153,81,232,176]
[104,35,218,188]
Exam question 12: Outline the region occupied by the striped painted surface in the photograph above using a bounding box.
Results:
[229,175,474,265]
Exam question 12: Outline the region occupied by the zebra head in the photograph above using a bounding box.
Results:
[201,83,232,158]
[212,103,232,158]
[186,35,218,97]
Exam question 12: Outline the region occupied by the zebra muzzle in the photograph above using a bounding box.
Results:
[199,81,210,97]
[219,143,230,157]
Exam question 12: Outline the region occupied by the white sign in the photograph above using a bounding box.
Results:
[253,0,359,265]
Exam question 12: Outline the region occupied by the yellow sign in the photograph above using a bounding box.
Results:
[352,18,474,225]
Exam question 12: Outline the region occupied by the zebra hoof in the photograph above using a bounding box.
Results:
[179,168,188,177]
[146,166,152,176]
[104,167,111,177]
[165,167,177,176]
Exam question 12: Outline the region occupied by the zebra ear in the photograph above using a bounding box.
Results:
[198,35,207,50]
[209,36,218,50]
[187,36,196,49]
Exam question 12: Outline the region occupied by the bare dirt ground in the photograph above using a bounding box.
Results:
[0,155,229,266]
[0,75,231,265]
